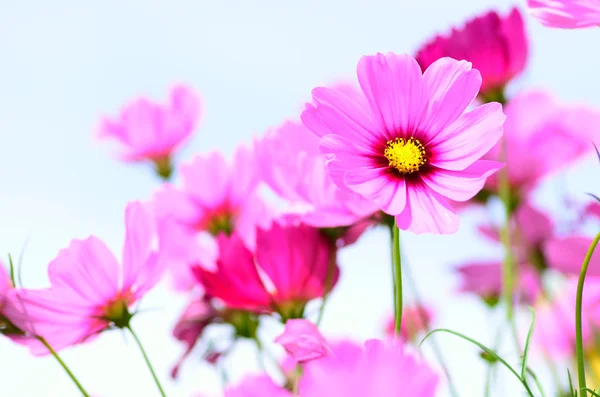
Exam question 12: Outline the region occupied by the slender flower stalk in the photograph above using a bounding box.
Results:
[316,248,338,326]
[393,222,403,334]
[575,232,600,395]
[498,137,515,322]
[127,325,167,397]
[39,337,90,397]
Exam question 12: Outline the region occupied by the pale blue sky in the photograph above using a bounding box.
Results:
[1,1,599,396]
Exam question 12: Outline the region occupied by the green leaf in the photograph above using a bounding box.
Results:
[525,367,546,397]
[568,369,577,397]
[521,308,536,380]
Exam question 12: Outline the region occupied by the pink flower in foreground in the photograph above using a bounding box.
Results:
[98,85,200,178]
[545,235,600,276]
[194,221,338,319]
[275,319,331,363]
[256,119,379,233]
[153,145,271,291]
[527,0,600,29]
[416,8,528,96]
[384,304,433,342]
[302,53,505,234]
[484,90,598,193]
[225,375,291,397]
[5,202,162,353]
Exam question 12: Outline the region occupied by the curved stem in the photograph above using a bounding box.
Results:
[576,232,600,395]
[393,221,403,334]
[127,325,167,397]
[39,337,90,397]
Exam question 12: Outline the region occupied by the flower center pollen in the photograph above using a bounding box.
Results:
[384,137,426,174]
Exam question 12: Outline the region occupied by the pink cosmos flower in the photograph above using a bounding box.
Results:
[4,202,162,353]
[98,85,200,177]
[484,90,599,193]
[256,119,379,232]
[301,53,505,234]
[416,8,528,97]
[584,201,600,221]
[384,304,433,342]
[225,375,292,397]
[275,319,331,363]
[194,221,338,319]
[545,235,600,276]
[153,145,271,291]
[527,0,600,29]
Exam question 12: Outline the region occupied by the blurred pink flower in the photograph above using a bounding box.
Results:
[275,319,331,363]
[225,375,291,397]
[416,8,528,96]
[0,263,11,312]
[300,339,438,397]
[301,53,504,234]
[584,201,600,220]
[384,304,433,342]
[527,0,600,29]
[194,221,337,319]
[153,145,271,291]
[98,85,200,175]
[485,90,598,193]
[171,296,220,378]
[256,120,379,233]
[5,202,163,353]
[545,235,600,276]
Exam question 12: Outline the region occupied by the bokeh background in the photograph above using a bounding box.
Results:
[1,1,599,396]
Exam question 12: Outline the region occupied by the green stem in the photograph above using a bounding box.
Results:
[576,232,600,395]
[127,325,167,397]
[316,246,338,326]
[388,224,397,321]
[39,337,90,397]
[498,138,515,322]
[393,221,403,334]
[253,336,267,372]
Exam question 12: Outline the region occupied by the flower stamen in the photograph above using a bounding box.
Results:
[384,137,427,174]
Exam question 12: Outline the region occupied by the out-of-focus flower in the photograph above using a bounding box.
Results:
[194,221,338,320]
[98,85,200,179]
[153,145,271,291]
[584,201,600,220]
[300,339,438,397]
[484,90,598,195]
[275,319,331,363]
[545,235,600,277]
[302,53,504,235]
[384,304,433,342]
[225,375,292,397]
[256,120,379,239]
[527,0,600,29]
[171,296,220,378]
[416,8,528,99]
[5,202,163,353]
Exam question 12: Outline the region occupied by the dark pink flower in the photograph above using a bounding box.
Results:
[527,0,600,29]
[302,53,505,234]
[416,8,528,96]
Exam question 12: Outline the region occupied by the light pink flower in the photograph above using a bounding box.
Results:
[0,263,11,312]
[194,221,337,318]
[4,202,162,353]
[416,8,528,96]
[275,319,331,363]
[153,145,271,291]
[98,85,200,165]
[545,235,600,276]
[301,53,505,234]
[384,304,433,341]
[256,119,379,231]
[300,339,438,397]
[527,0,600,29]
[485,90,599,193]
[225,375,291,397]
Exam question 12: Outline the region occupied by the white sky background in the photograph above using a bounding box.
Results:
[1,1,600,396]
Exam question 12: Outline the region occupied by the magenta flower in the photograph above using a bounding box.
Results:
[5,202,162,352]
[484,90,599,193]
[98,85,200,178]
[527,0,600,29]
[384,304,433,342]
[545,235,600,277]
[153,145,271,291]
[416,8,528,97]
[225,375,291,397]
[275,319,331,363]
[194,221,337,319]
[301,53,505,234]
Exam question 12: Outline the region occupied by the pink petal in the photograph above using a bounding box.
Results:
[420,58,482,140]
[420,160,503,201]
[395,181,459,234]
[344,168,407,215]
[515,202,554,246]
[527,0,600,29]
[428,102,505,171]
[226,375,292,397]
[274,319,330,363]
[319,134,378,189]
[357,53,427,136]
[545,236,600,277]
[180,152,232,208]
[229,144,259,207]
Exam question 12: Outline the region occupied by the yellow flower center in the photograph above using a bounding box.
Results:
[384,137,427,174]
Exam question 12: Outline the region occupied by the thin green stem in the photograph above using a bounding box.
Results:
[127,325,167,397]
[39,337,90,397]
[253,336,267,371]
[576,232,600,396]
[498,138,515,322]
[393,221,403,334]
[316,247,338,326]
[388,224,397,320]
